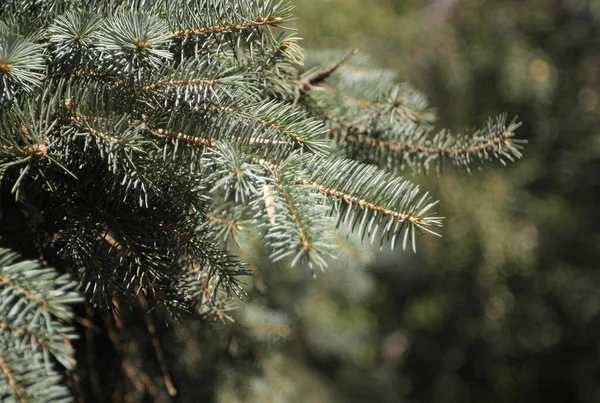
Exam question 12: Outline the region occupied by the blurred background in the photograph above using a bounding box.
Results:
[176,1,600,402]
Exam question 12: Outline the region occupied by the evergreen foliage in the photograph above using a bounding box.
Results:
[0,0,522,400]
[0,248,81,402]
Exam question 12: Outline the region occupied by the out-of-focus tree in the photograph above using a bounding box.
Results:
[288,0,600,402]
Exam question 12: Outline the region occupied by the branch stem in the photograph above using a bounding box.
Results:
[0,353,25,403]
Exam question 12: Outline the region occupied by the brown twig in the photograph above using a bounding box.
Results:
[297,176,421,224]
[104,314,160,402]
[0,275,46,308]
[209,104,308,146]
[0,352,25,403]
[329,127,515,155]
[298,48,358,92]
[75,316,101,333]
[151,127,216,147]
[138,295,177,397]
[99,225,133,258]
[0,320,49,349]
[253,158,425,225]
[66,369,85,403]
[275,182,311,251]
[2,143,48,158]
[143,78,219,91]
[85,305,102,400]
[205,212,243,231]
[66,108,124,145]
[172,15,283,37]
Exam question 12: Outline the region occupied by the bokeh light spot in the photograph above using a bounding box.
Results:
[382,330,409,364]
[578,88,598,111]
[529,58,550,82]
[485,297,505,320]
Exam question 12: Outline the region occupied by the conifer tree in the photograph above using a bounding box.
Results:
[0,0,523,401]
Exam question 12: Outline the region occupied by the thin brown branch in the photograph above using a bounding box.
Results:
[84,127,124,145]
[2,143,48,158]
[205,212,243,231]
[297,177,421,224]
[210,104,305,145]
[122,361,159,402]
[159,222,193,243]
[66,108,124,145]
[320,87,424,121]
[2,124,48,158]
[194,266,226,323]
[299,48,359,92]
[75,316,101,333]
[135,368,160,402]
[152,123,288,147]
[0,352,25,403]
[248,137,288,146]
[119,361,145,394]
[85,305,102,400]
[263,184,277,226]
[0,320,49,349]
[138,295,177,397]
[253,158,424,225]
[172,15,283,37]
[151,127,216,147]
[104,314,159,402]
[329,127,516,155]
[0,274,46,308]
[275,182,311,251]
[98,225,132,257]
[65,369,84,403]
[143,78,219,91]
[62,333,83,403]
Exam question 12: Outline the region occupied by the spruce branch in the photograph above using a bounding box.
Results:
[171,15,285,38]
[317,83,435,124]
[0,351,25,403]
[327,114,523,172]
[96,13,173,73]
[253,155,440,251]
[0,1,524,398]
[142,57,247,106]
[257,161,335,270]
[151,126,216,147]
[0,248,81,402]
[205,211,244,232]
[47,11,103,67]
[0,96,53,167]
[298,155,442,249]
[158,96,330,159]
[166,0,294,39]
[0,33,45,100]
[207,100,330,154]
